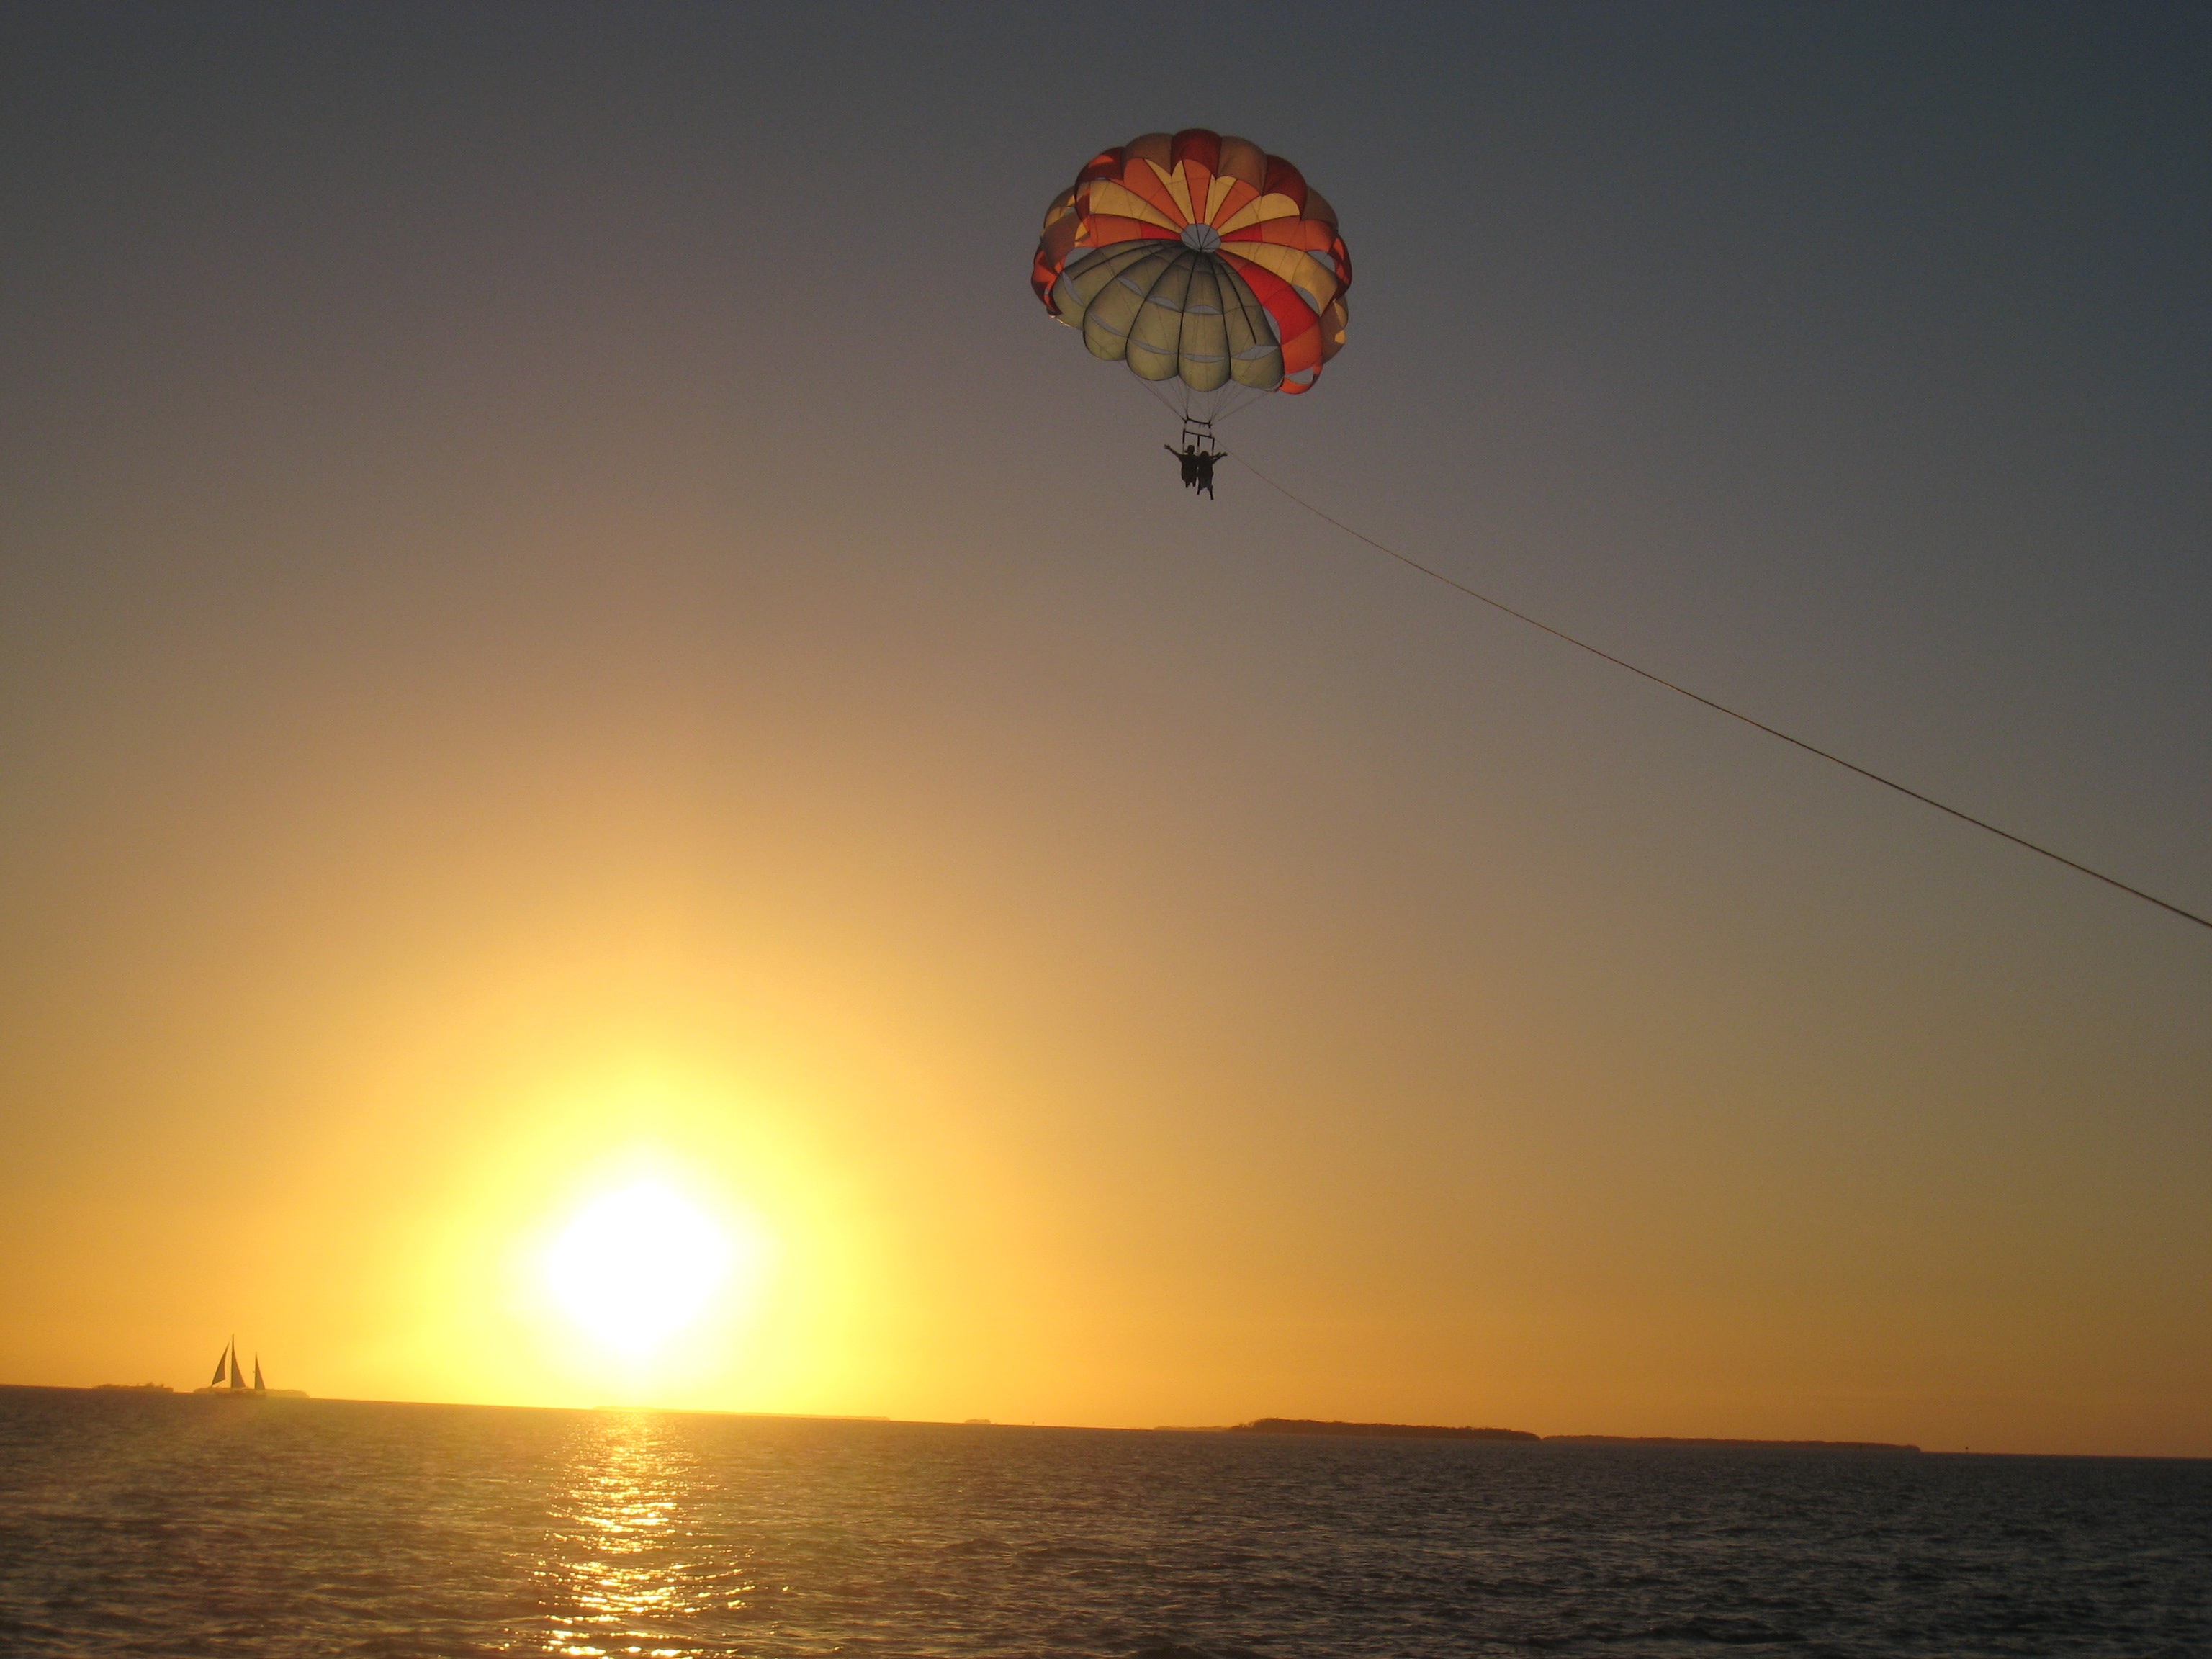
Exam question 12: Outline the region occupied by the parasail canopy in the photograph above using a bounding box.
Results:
[1032,130,1351,421]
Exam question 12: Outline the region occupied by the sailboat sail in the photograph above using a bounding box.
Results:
[196,1334,304,1397]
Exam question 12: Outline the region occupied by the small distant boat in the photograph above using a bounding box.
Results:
[191,1336,307,1398]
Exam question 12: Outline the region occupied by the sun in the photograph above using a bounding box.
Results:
[544,1180,734,1354]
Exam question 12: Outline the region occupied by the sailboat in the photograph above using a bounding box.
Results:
[192,1336,307,1398]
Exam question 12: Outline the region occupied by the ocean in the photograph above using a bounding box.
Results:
[1,1385,2206,1657]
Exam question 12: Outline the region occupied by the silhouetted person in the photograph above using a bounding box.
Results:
[1164,443,1200,487]
[1194,449,1224,498]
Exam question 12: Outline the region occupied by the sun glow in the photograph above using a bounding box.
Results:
[545,1180,739,1354]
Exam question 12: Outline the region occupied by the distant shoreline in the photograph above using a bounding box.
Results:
[1546,1434,1920,1452]
[0,1388,2044,1457]
[1230,1416,1539,1442]
[1228,1418,1920,1452]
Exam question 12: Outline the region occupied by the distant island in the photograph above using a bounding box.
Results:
[1231,1418,1540,1442]
[1227,1419,1919,1452]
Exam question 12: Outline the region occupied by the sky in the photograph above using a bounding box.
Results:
[1,1,2206,1456]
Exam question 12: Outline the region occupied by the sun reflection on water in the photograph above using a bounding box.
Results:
[533,1411,755,1658]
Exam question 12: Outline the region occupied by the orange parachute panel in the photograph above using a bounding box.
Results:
[1220,254,1323,372]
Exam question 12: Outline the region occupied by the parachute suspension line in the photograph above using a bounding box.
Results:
[1130,369,1269,434]
[1136,374,1190,427]
[1228,454,2212,935]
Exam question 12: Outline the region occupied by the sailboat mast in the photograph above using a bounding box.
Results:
[227,1337,243,1390]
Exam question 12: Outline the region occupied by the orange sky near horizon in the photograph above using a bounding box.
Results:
[2,7,2206,1458]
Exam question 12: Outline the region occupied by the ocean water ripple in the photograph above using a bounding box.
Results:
[1,1387,2206,1657]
